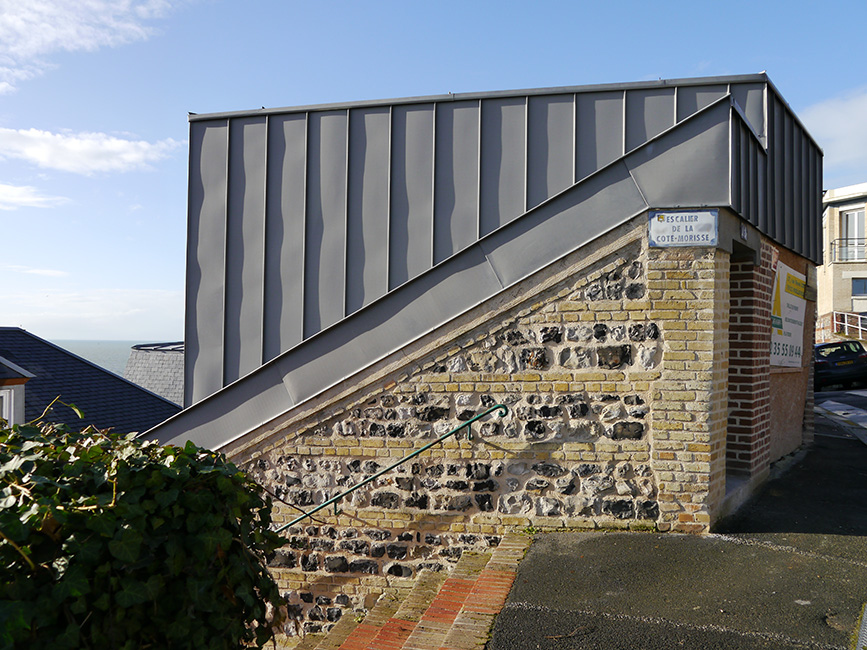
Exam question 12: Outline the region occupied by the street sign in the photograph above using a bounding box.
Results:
[648,209,718,247]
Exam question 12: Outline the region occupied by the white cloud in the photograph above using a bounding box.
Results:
[0,182,69,209]
[0,128,182,174]
[1,288,183,340]
[801,88,867,188]
[5,265,69,278]
[0,0,174,92]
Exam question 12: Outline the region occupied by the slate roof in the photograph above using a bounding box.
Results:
[0,328,181,433]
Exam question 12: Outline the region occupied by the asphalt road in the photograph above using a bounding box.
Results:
[489,399,867,650]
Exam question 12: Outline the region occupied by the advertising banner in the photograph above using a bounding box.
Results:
[770,260,806,367]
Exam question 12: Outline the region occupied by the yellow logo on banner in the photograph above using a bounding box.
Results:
[771,274,783,333]
[785,273,806,299]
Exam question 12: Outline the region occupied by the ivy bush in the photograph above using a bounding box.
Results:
[0,420,285,649]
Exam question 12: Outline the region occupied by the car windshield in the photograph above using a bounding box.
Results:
[817,342,864,358]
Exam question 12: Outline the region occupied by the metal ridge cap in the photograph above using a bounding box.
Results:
[188,73,770,122]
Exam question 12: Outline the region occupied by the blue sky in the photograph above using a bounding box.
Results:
[1,0,866,342]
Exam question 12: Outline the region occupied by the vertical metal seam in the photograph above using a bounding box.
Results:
[727,87,733,212]
[221,119,231,388]
[621,90,627,156]
[572,93,577,184]
[386,105,392,293]
[476,98,482,240]
[431,102,437,269]
[673,85,679,124]
[343,108,350,320]
[523,95,529,213]
[301,112,309,340]
[261,115,270,366]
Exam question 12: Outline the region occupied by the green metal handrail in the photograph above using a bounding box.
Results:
[274,403,508,534]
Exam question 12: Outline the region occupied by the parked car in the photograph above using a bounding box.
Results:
[814,340,867,390]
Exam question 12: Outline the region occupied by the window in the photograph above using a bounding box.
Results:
[0,389,10,425]
[840,208,866,260]
[854,278,867,296]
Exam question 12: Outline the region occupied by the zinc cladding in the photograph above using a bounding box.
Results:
[147,73,822,449]
[0,328,180,433]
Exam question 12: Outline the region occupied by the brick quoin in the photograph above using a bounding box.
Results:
[726,243,774,477]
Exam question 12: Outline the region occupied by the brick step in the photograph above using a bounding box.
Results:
[402,532,530,650]
[297,532,530,650]
[334,587,410,650]
[438,532,530,650]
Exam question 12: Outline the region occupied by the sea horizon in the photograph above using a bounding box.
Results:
[52,339,142,376]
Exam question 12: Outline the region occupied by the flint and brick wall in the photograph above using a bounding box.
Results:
[224,216,760,636]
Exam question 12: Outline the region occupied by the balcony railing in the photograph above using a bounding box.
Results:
[834,311,867,341]
[831,238,867,262]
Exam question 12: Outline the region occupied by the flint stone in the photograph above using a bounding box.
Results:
[371,492,400,509]
[612,422,644,440]
[525,478,550,491]
[387,563,413,577]
[466,462,490,479]
[348,560,378,574]
[582,475,614,495]
[520,348,549,370]
[525,421,547,439]
[475,494,494,511]
[597,345,632,369]
[498,493,532,515]
[324,556,349,573]
[417,406,449,422]
[539,326,562,343]
[533,462,566,477]
[405,493,429,509]
[536,497,562,516]
[638,500,660,519]
[602,499,634,519]
[447,495,472,511]
[593,323,608,340]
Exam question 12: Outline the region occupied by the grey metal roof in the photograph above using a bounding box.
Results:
[145,73,823,449]
[0,328,180,432]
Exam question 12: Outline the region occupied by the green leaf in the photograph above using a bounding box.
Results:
[108,530,142,564]
[115,580,150,608]
[86,511,117,537]
[155,487,179,509]
[0,600,31,646]
[67,403,84,420]
[52,564,91,601]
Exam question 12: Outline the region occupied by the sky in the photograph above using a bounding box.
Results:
[1,0,866,342]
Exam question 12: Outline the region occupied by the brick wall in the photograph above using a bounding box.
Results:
[646,246,730,532]
[726,241,774,477]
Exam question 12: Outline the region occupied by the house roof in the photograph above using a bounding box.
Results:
[0,328,180,433]
[0,354,34,383]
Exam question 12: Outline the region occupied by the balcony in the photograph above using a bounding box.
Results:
[831,238,867,262]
